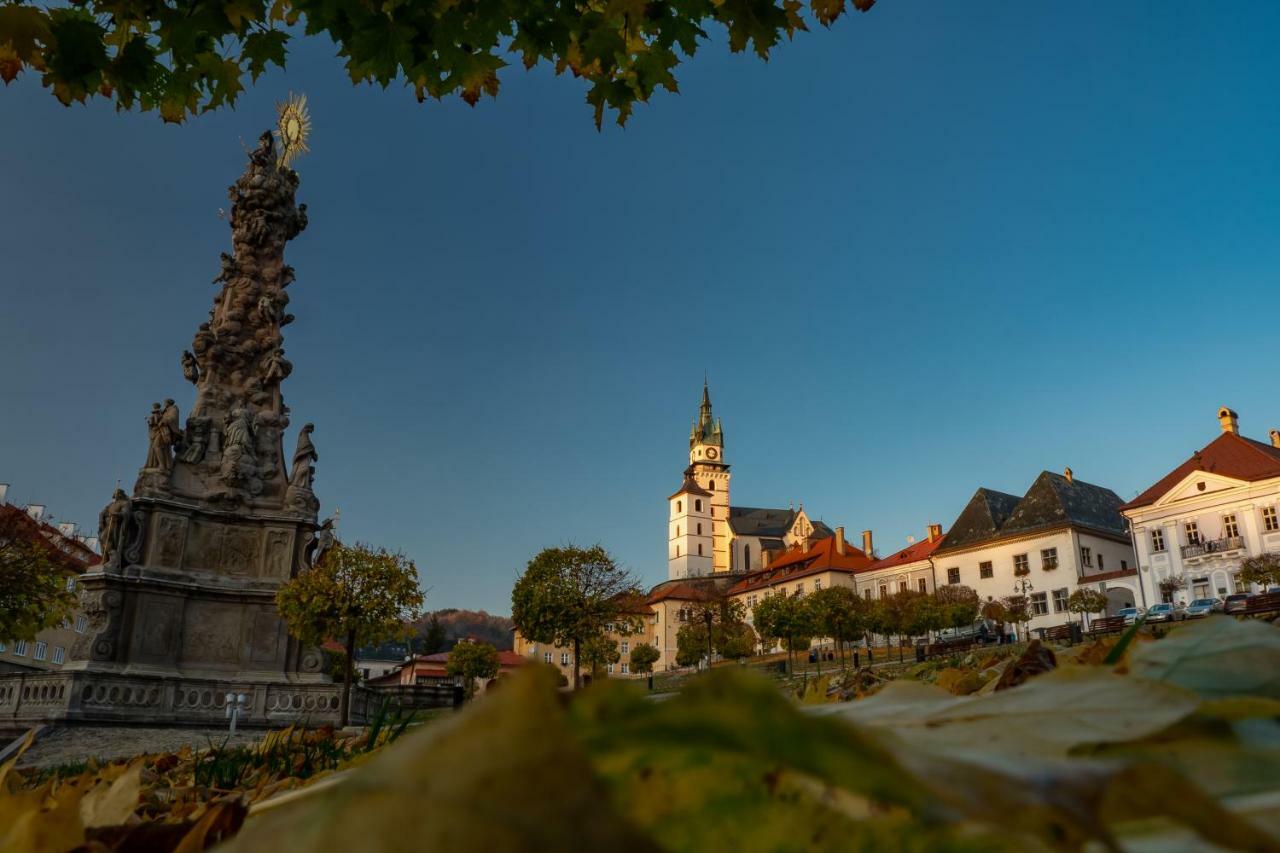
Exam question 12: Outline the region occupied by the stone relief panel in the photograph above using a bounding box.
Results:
[137,599,181,659]
[151,513,188,569]
[249,610,283,663]
[220,526,260,576]
[181,601,243,667]
[185,520,224,573]
[262,528,294,580]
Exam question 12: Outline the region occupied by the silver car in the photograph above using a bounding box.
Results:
[1146,602,1186,623]
[1184,598,1222,618]
[1118,606,1146,625]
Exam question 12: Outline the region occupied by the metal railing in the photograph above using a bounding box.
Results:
[1180,536,1244,559]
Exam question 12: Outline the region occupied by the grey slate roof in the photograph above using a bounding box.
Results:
[938,472,1127,553]
[728,506,796,537]
[810,520,835,539]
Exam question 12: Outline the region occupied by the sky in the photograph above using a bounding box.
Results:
[2,1,1279,613]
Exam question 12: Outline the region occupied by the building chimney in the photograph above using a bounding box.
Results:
[927,523,942,543]
[1218,406,1239,435]
[0,483,8,505]
[861,529,874,558]
[1064,467,1074,484]
[58,522,77,537]
[27,504,45,521]
[762,550,774,569]
[834,527,846,555]
[1270,429,1280,449]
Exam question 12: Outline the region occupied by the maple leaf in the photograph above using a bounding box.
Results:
[42,10,109,105]
[223,0,266,33]
[242,29,289,80]
[0,4,50,83]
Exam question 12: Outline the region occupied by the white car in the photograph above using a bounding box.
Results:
[1117,606,1146,625]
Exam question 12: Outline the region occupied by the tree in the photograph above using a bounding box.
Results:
[805,586,863,667]
[446,640,500,699]
[1067,588,1109,626]
[935,584,980,631]
[882,591,923,662]
[716,621,758,660]
[629,643,660,676]
[675,622,709,668]
[0,0,878,128]
[0,508,78,643]
[276,541,424,726]
[752,594,812,675]
[905,593,945,643]
[1001,595,1031,642]
[510,545,640,689]
[580,633,622,681]
[1240,553,1280,590]
[1158,575,1188,603]
[416,613,449,655]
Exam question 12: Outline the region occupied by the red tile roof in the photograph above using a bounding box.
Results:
[865,533,947,571]
[0,504,99,570]
[647,581,718,604]
[1121,432,1280,510]
[728,536,873,595]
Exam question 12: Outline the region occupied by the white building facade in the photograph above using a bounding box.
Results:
[1121,408,1280,605]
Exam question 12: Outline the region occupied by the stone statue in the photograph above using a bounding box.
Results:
[181,350,200,384]
[264,348,291,384]
[181,416,211,464]
[256,293,278,325]
[288,423,318,490]
[308,517,336,567]
[213,252,237,285]
[143,403,168,472]
[98,488,133,569]
[220,407,257,485]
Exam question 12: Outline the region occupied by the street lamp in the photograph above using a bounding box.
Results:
[224,692,248,735]
[1012,579,1034,595]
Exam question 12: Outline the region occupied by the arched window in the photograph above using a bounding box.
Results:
[743,544,750,569]
[677,525,681,537]
[697,523,702,535]
[697,544,703,556]
[677,501,682,512]
[695,499,702,512]
[708,480,715,491]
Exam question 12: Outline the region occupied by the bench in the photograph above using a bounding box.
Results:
[1242,592,1280,617]
[922,639,976,659]
[1038,623,1076,644]
[1087,616,1127,636]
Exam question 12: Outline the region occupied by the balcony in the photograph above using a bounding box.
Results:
[1180,536,1245,561]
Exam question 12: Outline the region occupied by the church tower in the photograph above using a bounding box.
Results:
[668,382,732,579]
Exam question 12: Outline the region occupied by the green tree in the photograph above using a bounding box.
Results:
[675,622,708,668]
[1067,588,1109,626]
[1002,594,1031,642]
[276,541,425,726]
[629,643,660,676]
[580,633,622,681]
[446,640,500,699]
[0,508,78,643]
[415,613,448,655]
[805,586,863,667]
[752,593,812,675]
[510,545,640,689]
[1239,554,1280,590]
[0,0,877,128]
[935,584,980,631]
[716,621,758,660]
[881,591,922,662]
[905,593,945,643]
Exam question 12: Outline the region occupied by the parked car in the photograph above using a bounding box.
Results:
[1224,593,1251,614]
[1117,606,1146,625]
[1146,602,1186,623]
[1185,598,1222,618]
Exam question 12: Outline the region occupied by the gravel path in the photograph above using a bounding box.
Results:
[12,725,266,769]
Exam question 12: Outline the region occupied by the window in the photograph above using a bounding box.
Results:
[31,641,46,661]
[795,583,805,597]
[1014,554,1029,575]
[560,653,570,666]
[676,501,682,513]
[1097,553,1105,570]
[1185,522,1201,545]
[1265,507,1279,533]
[1041,548,1058,569]
[607,663,615,674]
[55,648,68,665]
[743,545,750,568]
[676,545,680,557]
[918,578,928,593]
[696,523,702,535]
[864,589,872,600]
[1151,529,1166,552]
[1052,588,1068,613]
[979,561,993,579]
[946,567,960,585]
[1121,559,1128,570]
[65,576,77,592]
[1223,514,1239,538]
[708,480,715,491]
[697,544,703,556]
[621,641,629,655]
[814,578,822,591]
[1030,592,1048,616]
[695,499,702,512]
[879,584,888,599]
[621,663,630,674]
[1080,547,1092,567]
[676,525,681,537]
[14,640,28,657]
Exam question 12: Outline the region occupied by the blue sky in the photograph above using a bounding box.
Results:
[2,1,1278,613]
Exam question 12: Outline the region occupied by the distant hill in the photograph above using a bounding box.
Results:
[413,609,514,651]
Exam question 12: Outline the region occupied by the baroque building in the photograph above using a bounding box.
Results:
[667,383,837,580]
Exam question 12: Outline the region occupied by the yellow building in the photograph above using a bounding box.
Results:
[512,594,656,683]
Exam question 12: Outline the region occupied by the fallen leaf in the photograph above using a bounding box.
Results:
[1129,615,1280,699]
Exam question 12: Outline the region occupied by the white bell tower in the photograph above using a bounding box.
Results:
[668,381,732,578]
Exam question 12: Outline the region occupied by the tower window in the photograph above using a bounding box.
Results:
[677,501,682,513]
[677,525,681,537]
[695,499,702,512]
[708,480,715,491]
[676,545,680,557]
[697,523,702,535]
[697,544,703,556]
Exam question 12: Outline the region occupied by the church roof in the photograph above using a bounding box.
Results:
[1121,431,1280,510]
[728,506,796,537]
[937,472,1127,554]
[668,471,712,500]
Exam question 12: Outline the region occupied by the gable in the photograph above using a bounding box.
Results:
[1152,471,1251,508]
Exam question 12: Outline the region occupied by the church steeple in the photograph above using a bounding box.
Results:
[690,380,724,450]
[673,380,731,579]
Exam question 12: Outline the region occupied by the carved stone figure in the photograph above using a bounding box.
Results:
[264,348,291,384]
[288,423,317,489]
[213,252,237,285]
[98,488,134,569]
[143,403,173,473]
[220,408,257,486]
[307,517,336,568]
[181,416,211,463]
[181,350,200,384]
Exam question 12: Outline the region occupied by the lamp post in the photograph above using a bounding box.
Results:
[702,608,714,672]
[224,692,248,735]
[1011,579,1034,642]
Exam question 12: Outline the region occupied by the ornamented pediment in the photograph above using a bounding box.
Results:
[1151,471,1249,508]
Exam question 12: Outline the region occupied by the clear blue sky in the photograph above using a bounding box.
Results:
[2,2,1278,613]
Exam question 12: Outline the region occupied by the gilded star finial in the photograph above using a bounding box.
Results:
[275,93,311,169]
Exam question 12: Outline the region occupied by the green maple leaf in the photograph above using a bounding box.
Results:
[222,0,266,33]
[0,5,51,83]
[241,29,289,80]
[107,35,161,109]
[42,10,109,104]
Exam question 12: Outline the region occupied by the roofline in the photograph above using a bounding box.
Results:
[933,522,1130,558]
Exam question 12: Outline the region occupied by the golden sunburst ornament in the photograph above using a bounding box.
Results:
[275,93,311,169]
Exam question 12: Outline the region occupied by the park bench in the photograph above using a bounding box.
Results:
[1087,615,1127,636]
[1038,623,1076,644]
[1242,592,1280,618]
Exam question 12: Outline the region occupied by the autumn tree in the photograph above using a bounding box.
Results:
[0,0,878,128]
[1067,588,1109,626]
[276,541,424,726]
[805,586,863,667]
[752,593,812,675]
[1239,553,1280,590]
[581,633,623,681]
[446,640,500,699]
[0,507,80,644]
[629,643,660,675]
[1001,595,1031,642]
[415,613,448,655]
[934,584,980,631]
[510,545,640,689]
